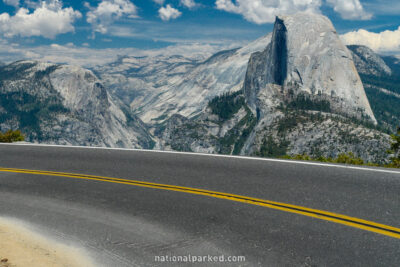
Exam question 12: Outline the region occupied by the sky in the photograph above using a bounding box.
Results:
[0,0,399,66]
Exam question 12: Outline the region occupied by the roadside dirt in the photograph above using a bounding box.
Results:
[0,217,94,267]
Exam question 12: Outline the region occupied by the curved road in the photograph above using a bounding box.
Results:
[0,143,400,266]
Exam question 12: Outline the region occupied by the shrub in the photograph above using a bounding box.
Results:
[387,127,400,168]
[281,152,365,166]
[292,154,312,161]
[0,130,25,143]
[335,152,364,165]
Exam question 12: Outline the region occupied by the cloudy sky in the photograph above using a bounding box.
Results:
[0,0,399,66]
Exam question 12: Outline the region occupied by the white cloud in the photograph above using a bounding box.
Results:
[3,0,20,8]
[215,0,322,24]
[341,27,400,53]
[86,0,138,36]
[158,4,182,21]
[180,0,197,9]
[327,0,372,20]
[362,0,400,16]
[0,0,81,38]
[24,0,42,9]
[152,0,165,5]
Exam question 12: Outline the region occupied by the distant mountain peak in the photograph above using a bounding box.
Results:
[347,45,392,76]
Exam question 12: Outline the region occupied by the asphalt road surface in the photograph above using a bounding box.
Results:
[0,143,400,266]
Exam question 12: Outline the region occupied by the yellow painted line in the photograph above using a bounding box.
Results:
[1,167,400,239]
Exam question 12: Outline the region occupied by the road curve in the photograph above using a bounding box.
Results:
[0,143,400,266]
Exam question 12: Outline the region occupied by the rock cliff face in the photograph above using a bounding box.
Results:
[0,61,154,148]
[244,13,376,124]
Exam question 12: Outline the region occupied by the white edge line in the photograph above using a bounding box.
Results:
[1,142,400,175]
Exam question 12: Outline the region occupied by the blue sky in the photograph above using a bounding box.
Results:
[0,0,399,66]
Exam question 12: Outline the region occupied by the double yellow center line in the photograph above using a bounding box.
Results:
[1,167,400,239]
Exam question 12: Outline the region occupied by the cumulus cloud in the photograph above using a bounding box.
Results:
[3,0,20,8]
[215,0,373,23]
[180,0,197,9]
[341,27,400,53]
[86,0,138,36]
[327,0,372,20]
[158,4,182,21]
[0,0,81,38]
[215,0,322,24]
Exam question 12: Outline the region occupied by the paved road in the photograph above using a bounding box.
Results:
[0,143,400,266]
